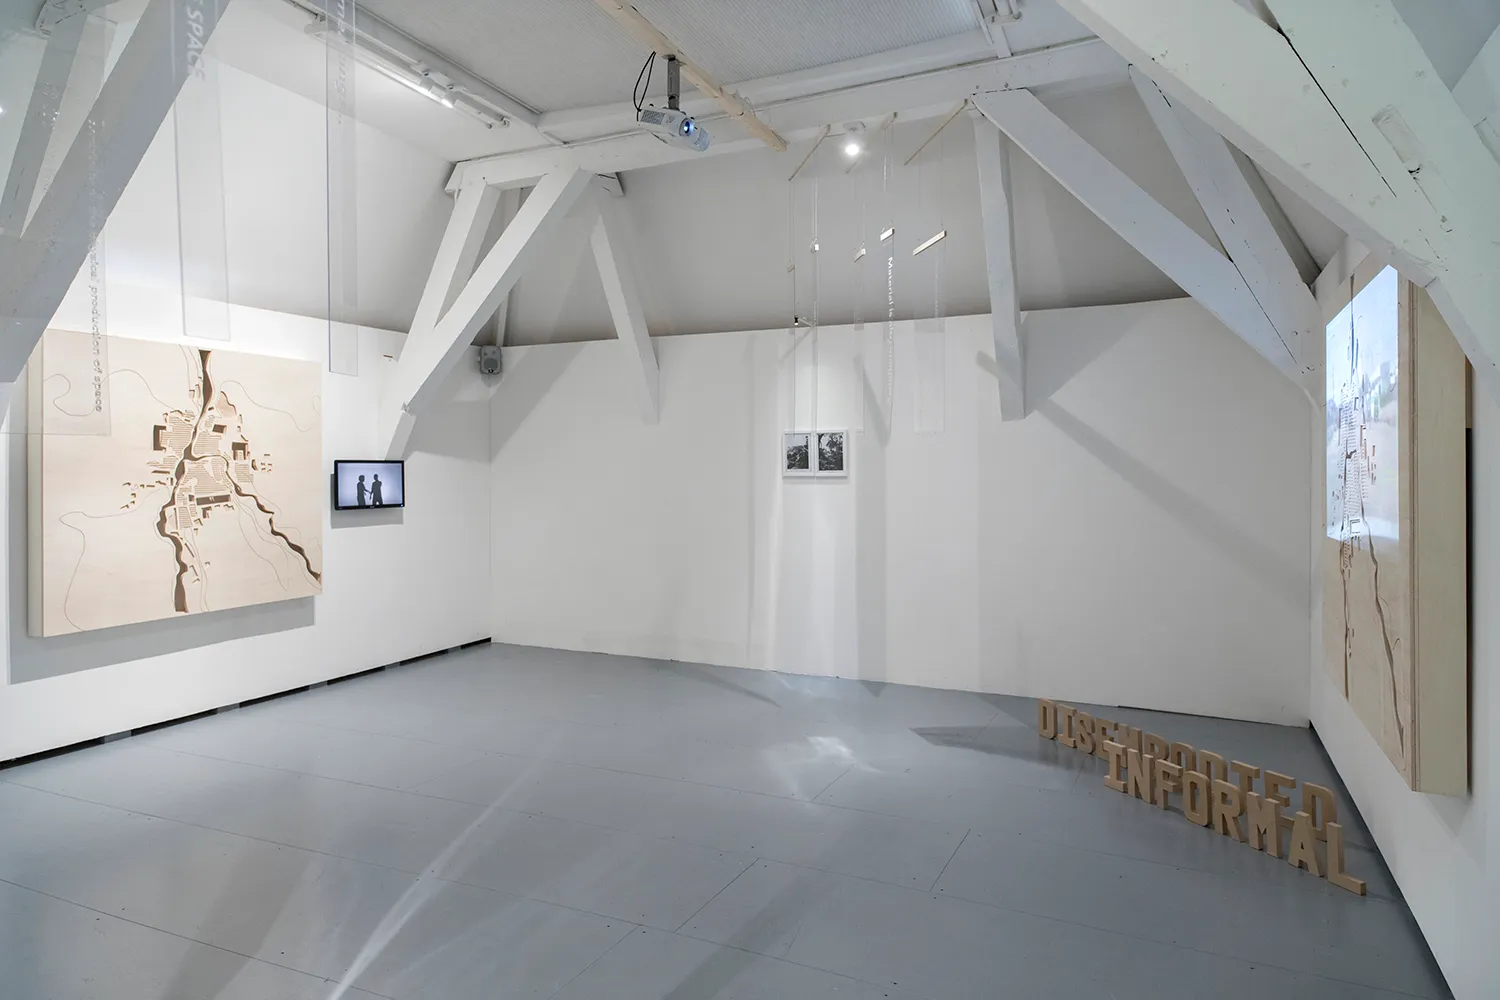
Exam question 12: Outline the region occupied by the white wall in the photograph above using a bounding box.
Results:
[1310,375,1497,1000]
[490,299,1312,724]
[0,282,493,761]
[84,56,449,334]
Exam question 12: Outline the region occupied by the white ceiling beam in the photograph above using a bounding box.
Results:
[1050,0,1500,402]
[34,0,113,33]
[1047,0,1421,270]
[590,196,659,422]
[448,38,1125,191]
[538,30,997,142]
[585,0,786,152]
[1454,23,1499,162]
[1269,0,1500,403]
[383,167,594,458]
[491,187,521,346]
[969,109,1024,420]
[408,183,501,344]
[1312,234,1372,325]
[972,89,1305,391]
[0,0,233,384]
[1129,67,1320,382]
[0,11,85,234]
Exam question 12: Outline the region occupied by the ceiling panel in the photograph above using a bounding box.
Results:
[355,0,986,113]
[631,0,979,84]
[356,0,646,112]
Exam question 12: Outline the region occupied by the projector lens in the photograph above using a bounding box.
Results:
[682,119,694,135]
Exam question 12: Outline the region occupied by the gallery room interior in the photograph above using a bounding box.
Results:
[0,0,1497,997]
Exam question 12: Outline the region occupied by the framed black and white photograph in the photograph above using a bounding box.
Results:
[817,430,847,477]
[783,432,812,477]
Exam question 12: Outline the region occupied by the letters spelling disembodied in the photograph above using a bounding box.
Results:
[1037,699,1365,896]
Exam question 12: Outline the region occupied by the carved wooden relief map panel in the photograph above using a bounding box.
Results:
[1321,267,1467,794]
[28,330,323,636]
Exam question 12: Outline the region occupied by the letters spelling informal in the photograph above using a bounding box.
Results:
[1037,699,1365,896]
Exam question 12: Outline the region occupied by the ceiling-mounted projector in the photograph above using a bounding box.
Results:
[637,106,710,151]
[632,52,709,152]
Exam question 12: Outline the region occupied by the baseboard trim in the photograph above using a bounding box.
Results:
[0,637,493,770]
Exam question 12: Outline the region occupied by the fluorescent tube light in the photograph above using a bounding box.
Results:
[912,230,947,256]
[370,60,453,107]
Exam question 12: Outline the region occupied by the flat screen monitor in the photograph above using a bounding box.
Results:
[333,460,405,510]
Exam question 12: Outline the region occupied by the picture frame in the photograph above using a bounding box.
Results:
[816,430,848,477]
[782,430,849,479]
[782,432,813,477]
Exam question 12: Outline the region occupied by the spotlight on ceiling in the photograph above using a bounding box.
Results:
[843,140,861,157]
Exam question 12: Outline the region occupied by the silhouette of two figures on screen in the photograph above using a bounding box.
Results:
[355,474,385,507]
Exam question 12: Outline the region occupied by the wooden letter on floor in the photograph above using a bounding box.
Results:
[1183,770,1211,826]
[1170,741,1196,771]
[1211,780,1244,842]
[1303,783,1337,840]
[1325,822,1367,896]
[1127,749,1155,802]
[1058,705,1078,748]
[1197,750,1227,783]
[1075,712,1097,755]
[1288,811,1321,876]
[1038,699,1057,738]
[1104,740,1128,792]
[1153,759,1183,810]
[1094,718,1116,759]
[1245,792,1282,858]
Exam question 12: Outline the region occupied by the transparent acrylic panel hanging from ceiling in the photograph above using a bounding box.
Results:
[321,0,359,376]
[174,0,232,342]
[0,2,136,436]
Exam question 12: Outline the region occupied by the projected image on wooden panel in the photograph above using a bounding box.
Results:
[1327,266,1399,548]
[28,330,323,636]
[1321,267,1467,793]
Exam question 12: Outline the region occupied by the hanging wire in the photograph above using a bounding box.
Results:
[633,52,656,112]
[786,173,798,433]
[883,123,896,417]
[936,120,946,324]
[810,170,821,434]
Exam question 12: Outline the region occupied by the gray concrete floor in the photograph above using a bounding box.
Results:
[0,644,1448,1000]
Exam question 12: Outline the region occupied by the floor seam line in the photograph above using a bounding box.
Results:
[540,921,642,1000]
[808,763,854,802]
[908,881,1439,998]
[1,775,950,901]
[929,827,970,892]
[63,737,984,836]
[0,780,430,877]
[0,876,402,1000]
[664,928,946,1000]
[673,856,762,934]
[8,772,1384,917]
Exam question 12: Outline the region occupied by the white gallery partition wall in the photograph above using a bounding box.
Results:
[1,1,1498,998]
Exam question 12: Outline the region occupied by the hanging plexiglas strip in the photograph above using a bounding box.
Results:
[8,5,124,437]
[322,0,359,376]
[912,125,946,433]
[173,0,231,341]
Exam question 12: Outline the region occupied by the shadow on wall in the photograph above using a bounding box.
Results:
[490,342,585,459]
[1033,399,1307,612]
[332,507,403,529]
[973,307,1132,415]
[412,399,493,462]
